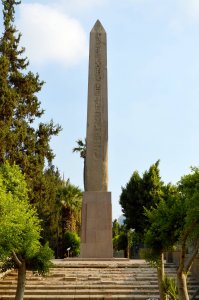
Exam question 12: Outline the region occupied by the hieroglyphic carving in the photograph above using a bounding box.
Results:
[93,33,103,159]
[85,20,108,191]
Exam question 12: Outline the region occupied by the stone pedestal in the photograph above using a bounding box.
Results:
[80,191,113,258]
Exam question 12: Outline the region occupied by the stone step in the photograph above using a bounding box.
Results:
[6,271,160,280]
[0,288,196,297]
[1,295,162,300]
[0,284,160,289]
[0,278,159,282]
[0,289,160,294]
[0,260,198,299]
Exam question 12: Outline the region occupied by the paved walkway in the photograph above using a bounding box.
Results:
[52,258,147,268]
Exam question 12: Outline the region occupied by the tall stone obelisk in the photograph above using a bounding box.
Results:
[80,20,113,258]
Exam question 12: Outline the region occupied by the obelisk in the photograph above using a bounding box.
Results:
[80,20,113,258]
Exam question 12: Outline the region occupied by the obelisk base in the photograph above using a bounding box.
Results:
[80,191,113,258]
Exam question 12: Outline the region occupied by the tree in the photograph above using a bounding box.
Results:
[73,138,86,190]
[127,228,134,259]
[143,184,183,300]
[73,139,86,159]
[144,167,199,300]
[112,219,120,238]
[32,166,64,258]
[58,180,82,232]
[0,0,61,204]
[57,180,82,257]
[176,167,199,300]
[64,231,80,257]
[119,161,163,240]
[0,162,53,300]
[112,220,130,258]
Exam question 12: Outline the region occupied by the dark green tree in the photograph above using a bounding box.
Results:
[29,167,82,259]
[57,180,82,256]
[32,166,64,257]
[119,161,163,239]
[112,220,130,258]
[112,219,120,238]
[63,231,80,257]
[0,0,61,203]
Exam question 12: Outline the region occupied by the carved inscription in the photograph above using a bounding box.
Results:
[93,33,103,159]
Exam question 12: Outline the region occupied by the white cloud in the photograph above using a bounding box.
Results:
[28,0,107,16]
[55,0,107,13]
[175,0,199,24]
[184,0,199,20]
[16,3,88,67]
[168,0,199,34]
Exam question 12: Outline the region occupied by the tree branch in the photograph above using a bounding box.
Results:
[12,251,22,267]
[178,221,199,274]
[185,237,199,273]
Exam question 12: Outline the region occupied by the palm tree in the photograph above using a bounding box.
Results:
[73,139,86,159]
[57,180,82,257]
[73,139,87,190]
[59,180,82,230]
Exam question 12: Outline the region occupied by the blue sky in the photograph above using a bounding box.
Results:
[1,0,199,219]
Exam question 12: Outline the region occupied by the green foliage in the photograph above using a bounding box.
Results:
[0,0,61,206]
[64,231,80,257]
[112,221,129,257]
[162,276,178,300]
[127,229,134,248]
[0,164,40,261]
[0,161,28,200]
[0,0,83,263]
[143,167,199,300]
[32,166,63,255]
[117,232,128,251]
[58,180,82,213]
[1,243,54,276]
[0,162,53,275]
[73,138,86,190]
[0,0,68,261]
[58,180,82,237]
[30,167,82,258]
[119,161,163,238]
[143,183,186,275]
[28,243,54,275]
[144,184,185,254]
[178,167,199,242]
[112,219,120,238]
[113,232,127,252]
[73,139,86,159]
[140,248,162,268]
[0,257,16,273]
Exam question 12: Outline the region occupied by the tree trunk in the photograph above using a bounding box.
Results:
[157,252,166,300]
[177,271,189,300]
[15,260,26,300]
[84,158,86,191]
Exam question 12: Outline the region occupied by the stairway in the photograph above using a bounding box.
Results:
[0,259,198,299]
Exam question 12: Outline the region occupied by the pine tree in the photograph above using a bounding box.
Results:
[0,0,61,203]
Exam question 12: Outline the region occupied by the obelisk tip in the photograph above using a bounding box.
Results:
[91,20,106,33]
